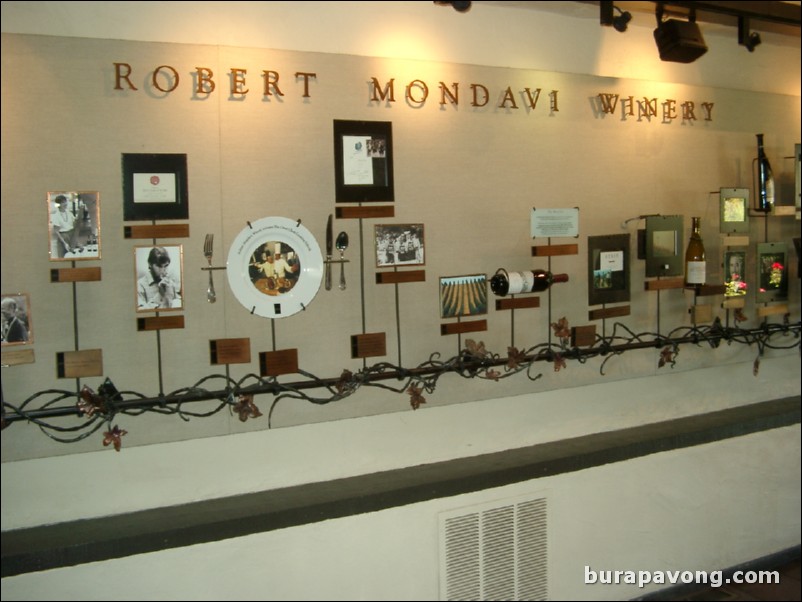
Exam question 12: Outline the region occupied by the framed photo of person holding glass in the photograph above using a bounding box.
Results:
[134,245,184,312]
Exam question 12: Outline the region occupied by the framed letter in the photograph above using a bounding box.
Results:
[333,120,394,203]
[122,153,188,221]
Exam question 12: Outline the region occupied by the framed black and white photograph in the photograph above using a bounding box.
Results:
[47,191,101,261]
[134,245,184,313]
[724,250,748,297]
[333,120,394,203]
[588,234,630,306]
[756,242,788,303]
[439,274,488,319]
[122,153,188,221]
[375,224,425,267]
[1,292,33,346]
[719,188,750,234]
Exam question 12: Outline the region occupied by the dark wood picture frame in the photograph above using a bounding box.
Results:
[333,120,394,203]
[588,234,630,306]
[122,153,188,221]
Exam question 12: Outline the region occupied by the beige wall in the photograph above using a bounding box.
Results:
[1,2,800,599]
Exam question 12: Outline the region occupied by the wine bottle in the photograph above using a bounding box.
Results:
[684,216,706,288]
[489,268,569,297]
[755,133,775,213]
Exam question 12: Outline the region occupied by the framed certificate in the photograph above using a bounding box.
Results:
[333,120,394,203]
[122,153,189,221]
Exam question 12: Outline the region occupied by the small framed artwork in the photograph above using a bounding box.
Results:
[756,242,788,303]
[134,245,184,312]
[588,234,630,306]
[122,153,188,221]
[719,188,750,234]
[440,274,488,319]
[1,293,33,346]
[724,250,748,297]
[375,224,425,267]
[333,120,394,203]
[645,215,683,277]
[47,191,101,261]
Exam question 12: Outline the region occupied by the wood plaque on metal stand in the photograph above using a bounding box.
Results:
[259,349,299,376]
[209,338,251,365]
[531,243,578,257]
[571,325,597,347]
[588,305,631,321]
[50,267,102,283]
[2,348,35,366]
[644,277,685,291]
[351,333,387,359]
[124,224,190,239]
[495,296,540,311]
[376,270,426,284]
[137,315,186,331]
[56,349,103,378]
[440,320,488,336]
[335,206,394,220]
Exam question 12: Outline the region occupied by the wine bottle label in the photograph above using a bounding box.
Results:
[507,271,524,294]
[686,261,705,284]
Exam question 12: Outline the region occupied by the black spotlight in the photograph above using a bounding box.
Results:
[653,3,708,63]
[433,1,472,12]
[738,17,762,52]
[600,2,631,32]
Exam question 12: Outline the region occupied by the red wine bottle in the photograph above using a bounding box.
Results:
[489,268,569,296]
[755,133,775,213]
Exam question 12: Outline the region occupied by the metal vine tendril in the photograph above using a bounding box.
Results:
[2,318,799,449]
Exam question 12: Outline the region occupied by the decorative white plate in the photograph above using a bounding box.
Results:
[227,217,323,318]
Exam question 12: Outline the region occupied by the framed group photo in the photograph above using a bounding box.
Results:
[375,224,425,267]
[122,153,189,221]
[134,245,184,312]
[333,120,394,203]
[1,292,33,346]
[47,191,101,261]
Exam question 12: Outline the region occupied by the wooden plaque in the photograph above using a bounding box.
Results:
[335,206,395,220]
[210,338,251,365]
[689,305,713,323]
[721,235,750,247]
[571,325,597,347]
[440,320,488,336]
[376,270,426,284]
[588,305,630,321]
[531,243,579,257]
[495,296,541,310]
[644,277,685,291]
[721,297,746,309]
[351,333,386,359]
[259,349,299,376]
[2,348,35,366]
[50,267,102,283]
[123,224,190,239]
[697,284,727,297]
[137,315,185,331]
[756,304,789,317]
[57,349,103,378]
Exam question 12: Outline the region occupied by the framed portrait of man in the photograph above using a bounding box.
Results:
[47,191,101,261]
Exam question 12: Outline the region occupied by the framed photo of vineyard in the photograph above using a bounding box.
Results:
[439,274,488,319]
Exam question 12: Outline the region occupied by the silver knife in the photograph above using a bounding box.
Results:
[325,214,333,290]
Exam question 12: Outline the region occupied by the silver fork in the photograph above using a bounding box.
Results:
[204,234,216,303]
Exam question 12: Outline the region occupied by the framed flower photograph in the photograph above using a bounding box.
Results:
[374,224,425,267]
[122,153,188,221]
[134,245,184,313]
[1,292,33,346]
[756,242,788,303]
[333,120,394,203]
[724,250,748,297]
[47,191,101,261]
[439,274,488,319]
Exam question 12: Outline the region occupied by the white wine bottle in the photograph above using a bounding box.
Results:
[489,268,569,297]
[755,133,775,213]
[684,216,706,288]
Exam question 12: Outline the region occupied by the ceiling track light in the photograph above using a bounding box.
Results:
[653,2,708,64]
[738,16,762,52]
[600,1,632,33]
[433,1,472,13]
